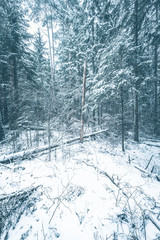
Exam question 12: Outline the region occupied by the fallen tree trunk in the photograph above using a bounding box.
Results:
[5,126,54,131]
[0,129,108,164]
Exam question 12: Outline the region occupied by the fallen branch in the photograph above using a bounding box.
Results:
[133,164,160,181]
[0,185,42,236]
[83,161,160,231]
[83,161,127,197]
[144,143,160,148]
[133,164,147,174]
[146,215,160,231]
[0,163,13,170]
[0,185,41,202]
[145,155,153,170]
[0,129,108,164]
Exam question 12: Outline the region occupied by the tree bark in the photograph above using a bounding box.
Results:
[10,56,19,130]
[133,0,139,142]
[50,13,55,86]
[45,9,54,85]
[121,85,125,152]
[3,85,8,125]
[0,128,108,164]
[45,8,56,160]
[91,11,96,126]
[0,112,4,141]
[1,66,9,124]
[80,61,87,142]
[154,1,159,134]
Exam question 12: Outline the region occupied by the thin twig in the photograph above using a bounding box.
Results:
[145,155,153,170]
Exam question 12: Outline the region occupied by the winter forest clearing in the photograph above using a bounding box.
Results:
[0,135,160,240]
[0,0,160,239]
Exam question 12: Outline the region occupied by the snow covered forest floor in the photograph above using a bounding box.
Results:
[0,133,160,240]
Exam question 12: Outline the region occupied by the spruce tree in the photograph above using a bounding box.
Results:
[0,0,30,130]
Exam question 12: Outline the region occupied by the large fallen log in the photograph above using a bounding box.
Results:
[0,144,59,164]
[0,129,108,164]
[83,161,160,232]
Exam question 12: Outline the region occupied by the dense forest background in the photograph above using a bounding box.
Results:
[0,1,160,239]
[0,0,160,150]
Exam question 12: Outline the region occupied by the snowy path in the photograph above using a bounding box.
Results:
[0,139,160,240]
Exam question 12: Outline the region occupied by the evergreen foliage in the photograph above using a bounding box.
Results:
[0,0,159,143]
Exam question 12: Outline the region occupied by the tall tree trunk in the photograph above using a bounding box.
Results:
[45,10,54,85]
[98,104,102,127]
[91,17,95,75]
[121,85,125,152]
[80,61,87,142]
[1,66,9,124]
[91,10,96,126]
[50,14,56,116]
[134,0,139,142]
[154,1,159,134]
[3,85,8,125]
[154,45,158,134]
[10,56,18,130]
[45,9,55,160]
[119,45,125,151]
[50,14,55,85]
[47,112,51,161]
[0,112,4,141]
